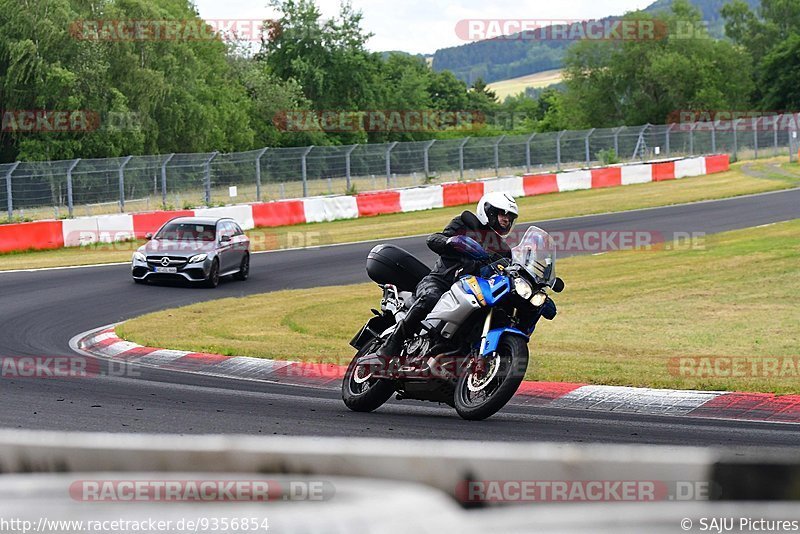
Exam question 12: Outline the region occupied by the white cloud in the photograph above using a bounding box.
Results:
[193,0,655,54]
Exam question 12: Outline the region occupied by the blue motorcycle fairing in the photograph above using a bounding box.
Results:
[460,274,511,307]
[480,327,529,357]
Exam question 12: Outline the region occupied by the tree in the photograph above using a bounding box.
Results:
[759,34,800,110]
[561,1,754,128]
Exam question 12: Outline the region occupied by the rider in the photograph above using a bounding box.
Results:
[373,192,519,360]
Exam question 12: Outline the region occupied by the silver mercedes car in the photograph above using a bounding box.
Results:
[131,217,250,288]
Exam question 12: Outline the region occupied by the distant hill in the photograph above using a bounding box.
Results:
[431,0,760,86]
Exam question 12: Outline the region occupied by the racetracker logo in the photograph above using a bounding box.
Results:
[455,19,668,42]
[456,480,713,503]
[69,19,279,42]
[668,357,800,378]
[1,110,100,133]
[69,479,332,502]
[0,356,137,378]
[667,111,800,132]
[273,110,485,133]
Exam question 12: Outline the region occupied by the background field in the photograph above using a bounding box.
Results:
[487,69,564,100]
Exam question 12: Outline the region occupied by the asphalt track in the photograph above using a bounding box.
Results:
[0,188,798,450]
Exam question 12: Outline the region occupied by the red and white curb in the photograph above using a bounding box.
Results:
[72,325,800,424]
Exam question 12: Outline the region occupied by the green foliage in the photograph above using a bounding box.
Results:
[561,1,754,127]
[723,0,800,108]
[0,215,33,225]
[597,149,621,165]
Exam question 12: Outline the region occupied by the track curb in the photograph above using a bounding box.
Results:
[73,325,800,424]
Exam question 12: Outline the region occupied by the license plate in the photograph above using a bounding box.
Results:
[154,267,177,274]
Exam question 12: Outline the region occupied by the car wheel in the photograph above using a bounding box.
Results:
[204,258,220,288]
[233,253,250,281]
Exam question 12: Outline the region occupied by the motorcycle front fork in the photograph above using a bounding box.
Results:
[477,309,494,358]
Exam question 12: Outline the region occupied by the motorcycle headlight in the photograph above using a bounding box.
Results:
[188,254,208,264]
[513,277,533,300]
[530,291,548,307]
[133,252,146,262]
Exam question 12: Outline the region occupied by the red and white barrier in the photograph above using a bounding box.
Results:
[556,170,592,192]
[399,185,444,212]
[303,195,359,223]
[0,155,730,254]
[195,205,255,230]
[675,156,706,179]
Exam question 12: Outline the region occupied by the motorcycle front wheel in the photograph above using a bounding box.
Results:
[454,335,529,421]
[342,340,395,412]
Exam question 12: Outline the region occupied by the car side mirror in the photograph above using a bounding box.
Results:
[145,233,153,240]
[220,235,232,243]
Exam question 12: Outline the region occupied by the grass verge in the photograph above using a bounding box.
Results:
[118,219,800,394]
[2,157,797,271]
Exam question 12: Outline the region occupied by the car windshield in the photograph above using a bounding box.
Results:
[156,223,216,242]
[511,226,557,285]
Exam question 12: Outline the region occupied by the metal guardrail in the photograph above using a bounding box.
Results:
[1,114,798,221]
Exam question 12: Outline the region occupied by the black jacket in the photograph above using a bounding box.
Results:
[426,211,512,283]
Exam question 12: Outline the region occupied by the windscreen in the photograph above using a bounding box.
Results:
[156,223,216,242]
[511,226,557,285]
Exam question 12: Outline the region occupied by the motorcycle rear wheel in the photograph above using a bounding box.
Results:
[454,336,529,421]
[342,340,395,412]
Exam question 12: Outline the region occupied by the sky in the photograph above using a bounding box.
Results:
[192,0,656,55]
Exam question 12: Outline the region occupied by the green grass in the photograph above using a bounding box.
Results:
[1,157,797,271]
[118,219,800,395]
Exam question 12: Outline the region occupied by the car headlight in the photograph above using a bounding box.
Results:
[188,254,208,264]
[530,291,548,307]
[133,252,146,262]
[513,277,533,300]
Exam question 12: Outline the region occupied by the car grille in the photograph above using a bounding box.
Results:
[146,256,189,267]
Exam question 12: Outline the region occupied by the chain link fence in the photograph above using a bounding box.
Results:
[3,114,798,221]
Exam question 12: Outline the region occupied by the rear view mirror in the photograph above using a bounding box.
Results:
[552,278,565,293]
[220,235,232,243]
[145,233,153,240]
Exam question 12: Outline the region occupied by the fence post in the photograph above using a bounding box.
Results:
[345,145,357,192]
[459,138,470,181]
[161,153,175,209]
[732,119,740,161]
[639,124,650,160]
[301,146,314,197]
[753,117,759,159]
[255,148,268,202]
[689,123,696,155]
[613,126,624,156]
[204,152,219,206]
[493,135,505,177]
[774,114,780,156]
[556,130,566,171]
[424,139,436,179]
[118,156,133,212]
[711,121,717,154]
[5,162,19,220]
[66,159,80,218]
[584,129,595,165]
[665,124,674,156]
[525,133,536,173]
[385,141,398,186]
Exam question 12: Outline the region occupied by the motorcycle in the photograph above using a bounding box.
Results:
[343,226,564,421]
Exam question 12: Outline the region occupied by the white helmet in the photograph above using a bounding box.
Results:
[476,192,519,237]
